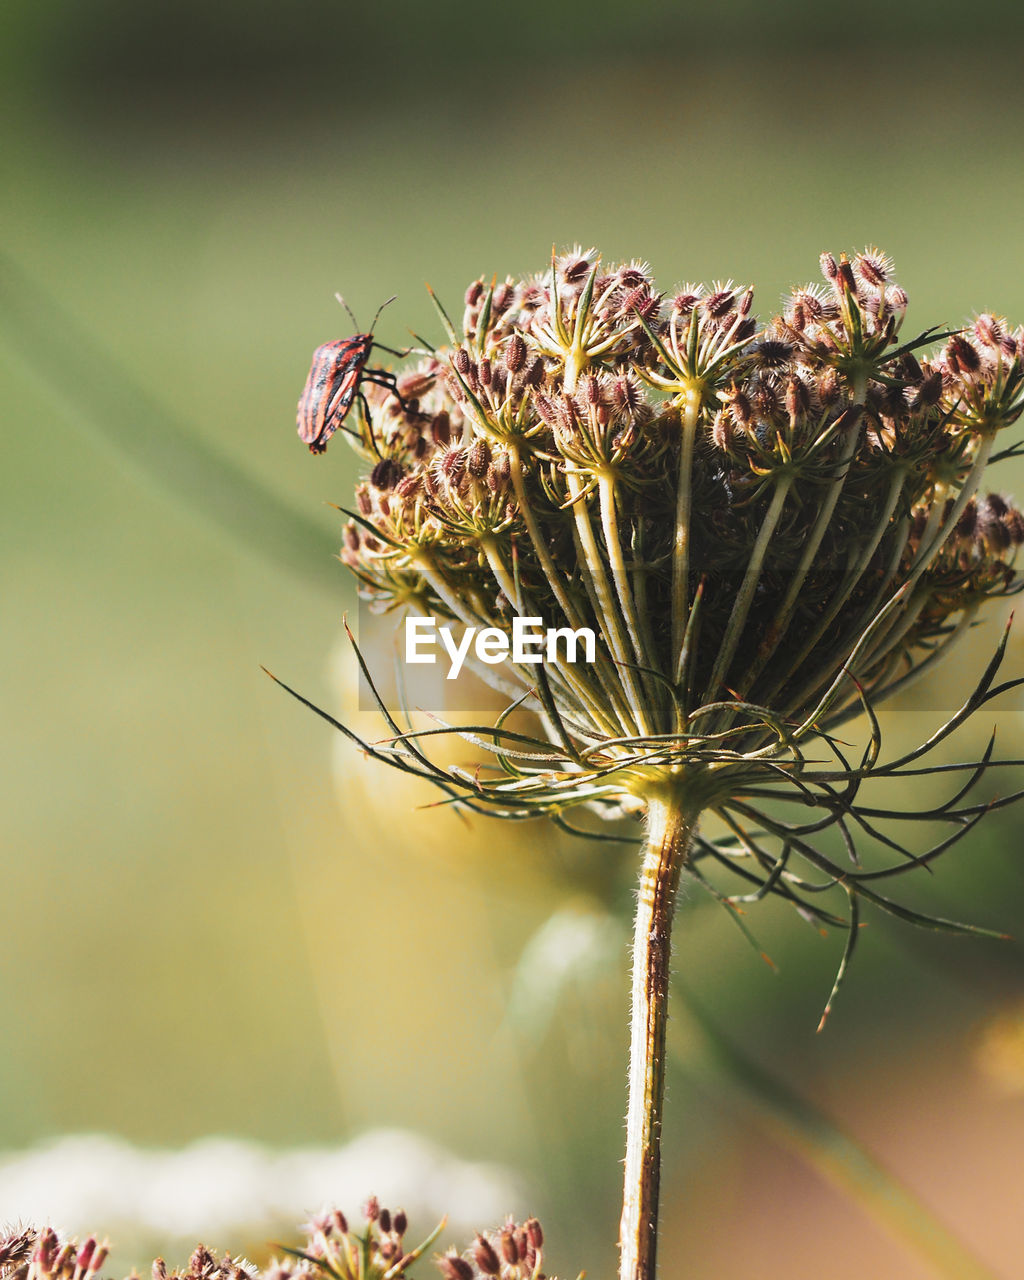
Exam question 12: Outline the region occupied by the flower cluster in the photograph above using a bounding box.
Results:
[439,1218,545,1280]
[1,1230,110,1280]
[0,1213,566,1280]
[342,248,1024,745]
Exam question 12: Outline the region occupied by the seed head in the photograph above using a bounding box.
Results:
[304,244,1024,1028]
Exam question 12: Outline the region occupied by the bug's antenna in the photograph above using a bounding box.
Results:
[368,294,398,334]
[334,292,360,330]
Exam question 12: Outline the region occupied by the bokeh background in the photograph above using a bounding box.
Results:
[5,3,1024,1277]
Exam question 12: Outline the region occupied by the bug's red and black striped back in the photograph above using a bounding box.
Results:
[297,333,374,454]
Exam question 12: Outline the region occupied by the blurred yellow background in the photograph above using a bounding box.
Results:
[4,4,1024,1277]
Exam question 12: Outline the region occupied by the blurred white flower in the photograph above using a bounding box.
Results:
[0,1129,521,1252]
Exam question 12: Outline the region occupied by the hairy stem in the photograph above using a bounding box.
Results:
[620,789,699,1280]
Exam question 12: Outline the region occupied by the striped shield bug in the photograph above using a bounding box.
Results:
[297,295,405,455]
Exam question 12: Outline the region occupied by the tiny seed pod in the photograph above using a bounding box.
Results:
[1004,506,1024,545]
[704,288,734,320]
[473,1237,501,1276]
[505,333,527,373]
[492,281,514,313]
[441,447,468,486]
[817,366,840,407]
[432,410,452,445]
[468,438,491,478]
[560,255,590,285]
[910,371,943,409]
[957,498,978,539]
[711,409,734,452]
[786,376,810,422]
[835,258,857,297]
[855,248,892,286]
[499,1228,518,1265]
[946,335,982,375]
[974,314,1004,348]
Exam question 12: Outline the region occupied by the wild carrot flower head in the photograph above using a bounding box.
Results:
[286,247,1024,1012]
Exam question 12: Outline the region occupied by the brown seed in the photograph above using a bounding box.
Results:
[473,1237,501,1276]
[704,288,735,320]
[817,367,840,407]
[974,314,1004,348]
[499,1228,518,1265]
[561,256,590,285]
[468,438,491,478]
[947,335,982,375]
[786,376,810,421]
[910,371,943,409]
[505,333,527,374]
[438,1255,473,1280]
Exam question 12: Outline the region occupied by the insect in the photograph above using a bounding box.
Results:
[297,295,406,455]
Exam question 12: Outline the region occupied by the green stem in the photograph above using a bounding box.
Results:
[671,389,702,674]
[598,473,663,721]
[620,789,699,1280]
[507,442,631,731]
[478,536,617,734]
[737,411,866,699]
[567,472,648,735]
[703,475,794,707]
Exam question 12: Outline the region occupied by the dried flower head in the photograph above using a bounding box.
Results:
[288,250,1024,989]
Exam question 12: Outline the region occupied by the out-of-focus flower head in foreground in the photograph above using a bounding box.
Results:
[0,1212,573,1280]
[286,247,1024,1016]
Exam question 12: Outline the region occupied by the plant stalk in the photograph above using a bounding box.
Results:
[620,789,699,1280]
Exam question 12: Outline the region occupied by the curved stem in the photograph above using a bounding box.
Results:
[620,789,700,1280]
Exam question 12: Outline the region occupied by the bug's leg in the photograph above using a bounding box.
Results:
[363,370,426,421]
[371,341,414,359]
[356,390,385,460]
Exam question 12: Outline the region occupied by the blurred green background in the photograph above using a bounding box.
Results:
[4,2,1024,1277]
